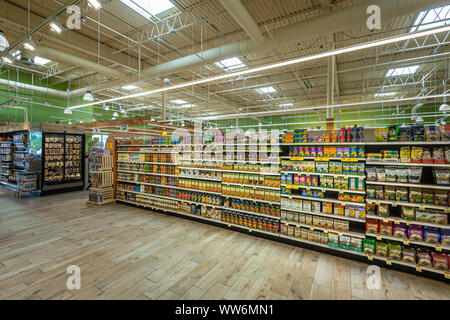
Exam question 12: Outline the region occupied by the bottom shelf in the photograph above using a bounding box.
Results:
[116,198,450,280]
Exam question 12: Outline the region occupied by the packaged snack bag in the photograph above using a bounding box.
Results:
[388,242,402,260]
[375,241,388,257]
[402,246,416,263]
[408,225,424,241]
[431,252,448,270]
[363,238,376,255]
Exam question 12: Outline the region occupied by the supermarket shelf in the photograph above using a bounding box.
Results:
[281,141,450,146]
[179,199,222,209]
[178,166,223,172]
[281,184,366,194]
[222,181,280,190]
[281,170,365,179]
[281,207,366,223]
[117,170,176,177]
[366,180,450,190]
[369,255,450,276]
[366,214,449,229]
[223,194,280,205]
[366,161,450,168]
[117,160,177,165]
[279,234,366,256]
[178,175,221,182]
[366,199,450,212]
[281,220,366,239]
[365,232,450,251]
[116,189,179,202]
[221,206,281,219]
[0,181,17,190]
[281,142,365,146]
[280,156,366,161]
[221,169,280,176]
[281,194,365,207]
[117,150,174,154]
[180,188,223,196]
[117,179,181,190]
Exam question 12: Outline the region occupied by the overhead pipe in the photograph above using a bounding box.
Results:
[138,0,442,80]
[219,0,264,45]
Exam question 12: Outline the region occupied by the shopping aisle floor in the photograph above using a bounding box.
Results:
[0,187,448,300]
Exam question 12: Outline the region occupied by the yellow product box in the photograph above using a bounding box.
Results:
[248,188,255,198]
[244,174,249,184]
[244,187,250,197]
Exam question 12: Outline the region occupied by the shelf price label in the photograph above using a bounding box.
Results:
[367,254,373,261]
[248,228,252,232]
[315,157,329,161]
[382,218,389,223]
[393,218,400,225]
[291,157,304,161]
[435,245,442,252]
[445,208,450,213]
[419,205,425,210]
[227,224,231,228]
[386,259,392,265]
[376,235,382,241]
[445,272,450,280]
[342,158,358,162]
[406,220,412,226]
[310,226,314,231]
[416,265,422,272]
[403,239,409,245]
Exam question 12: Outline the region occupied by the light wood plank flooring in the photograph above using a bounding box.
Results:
[0,188,448,300]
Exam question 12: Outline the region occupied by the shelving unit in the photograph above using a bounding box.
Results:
[113,126,450,281]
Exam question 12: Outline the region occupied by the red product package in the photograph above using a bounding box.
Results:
[366,218,379,233]
[431,252,448,270]
[379,221,393,236]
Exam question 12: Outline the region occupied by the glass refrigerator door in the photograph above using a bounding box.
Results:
[44,133,65,184]
[64,134,82,181]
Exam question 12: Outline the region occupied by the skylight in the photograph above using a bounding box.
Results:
[122,85,139,90]
[120,0,174,19]
[34,56,51,66]
[385,65,420,77]
[172,103,196,110]
[170,99,188,105]
[410,5,450,32]
[279,103,293,107]
[255,86,276,94]
[215,57,246,71]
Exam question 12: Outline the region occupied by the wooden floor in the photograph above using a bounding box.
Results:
[0,187,448,300]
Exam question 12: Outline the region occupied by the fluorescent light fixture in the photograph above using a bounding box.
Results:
[170,99,188,105]
[23,38,36,51]
[120,106,126,113]
[122,85,138,90]
[386,65,420,77]
[84,91,94,101]
[2,52,14,64]
[68,25,450,110]
[50,20,63,34]
[34,56,51,66]
[256,86,276,94]
[113,111,119,117]
[64,108,72,114]
[411,5,450,32]
[88,0,103,10]
[279,103,294,107]
[103,103,109,110]
[120,0,174,19]
[374,92,398,97]
[416,116,424,123]
[215,57,246,71]
[68,120,72,124]
[11,50,21,59]
[112,117,116,120]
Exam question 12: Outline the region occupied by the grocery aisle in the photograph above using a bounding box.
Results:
[0,188,448,300]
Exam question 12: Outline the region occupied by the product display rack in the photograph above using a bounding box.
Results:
[114,126,450,281]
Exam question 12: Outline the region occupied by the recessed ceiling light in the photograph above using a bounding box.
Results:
[103,103,109,110]
[256,86,276,94]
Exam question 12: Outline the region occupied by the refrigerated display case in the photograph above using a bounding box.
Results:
[41,132,85,193]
